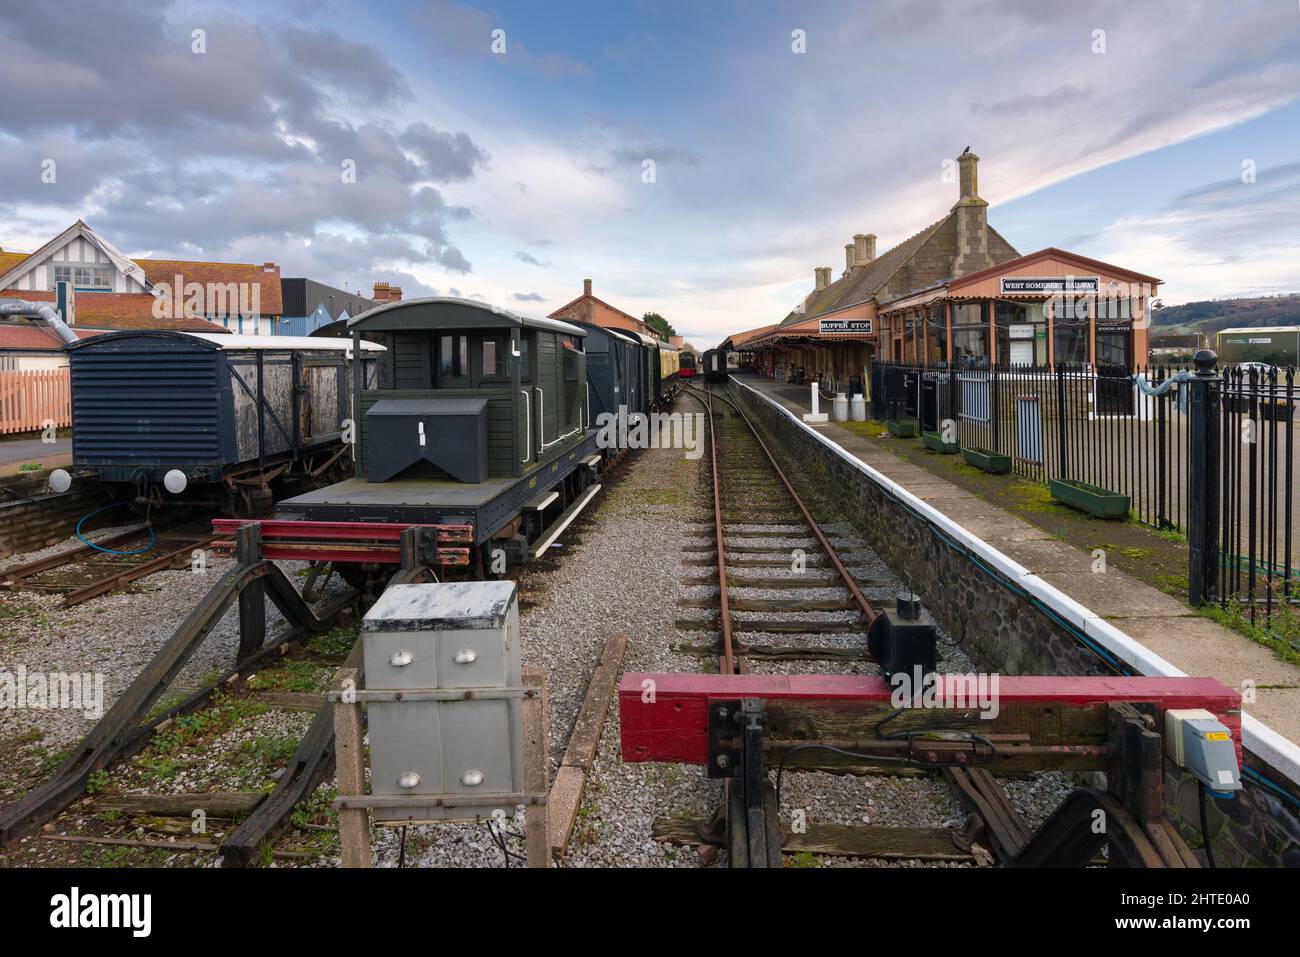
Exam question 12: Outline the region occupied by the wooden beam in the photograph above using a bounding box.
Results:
[549,635,627,858]
[89,792,266,818]
[619,673,1241,767]
[332,666,370,868]
[522,668,550,869]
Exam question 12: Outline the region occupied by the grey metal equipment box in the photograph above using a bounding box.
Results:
[363,582,523,823]
[366,397,489,484]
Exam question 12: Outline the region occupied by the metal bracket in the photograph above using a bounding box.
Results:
[707,699,742,779]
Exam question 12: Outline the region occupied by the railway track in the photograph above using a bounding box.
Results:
[0,532,361,867]
[1,520,216,608]
[680,381,1032,867]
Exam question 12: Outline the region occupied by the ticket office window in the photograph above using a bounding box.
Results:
[1053,321,1089,366]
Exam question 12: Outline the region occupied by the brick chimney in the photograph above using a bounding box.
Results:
[814,267,826,292]
[950,150,993,277]
[373,281,400,302]
[583,278,593,297]
[844,244,855,274]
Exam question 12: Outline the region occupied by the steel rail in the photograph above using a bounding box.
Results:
[61,536,216,608]
[704,384,739,676]
[694,382,879,628]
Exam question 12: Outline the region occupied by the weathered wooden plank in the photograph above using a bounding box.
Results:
[679,596,857,612]
[560,634,628,771]
[522,668,550,868]
[89,792,266,818]
[673,641,868,662]
[249,691,325,712]
[676,618,861,634]
[651,818,974,862]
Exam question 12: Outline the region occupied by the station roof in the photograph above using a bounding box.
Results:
[67,329,384,354]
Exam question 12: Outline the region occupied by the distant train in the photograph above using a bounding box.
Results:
[679,351,697,379]
[701,346,738,384]
[67,331,382,514]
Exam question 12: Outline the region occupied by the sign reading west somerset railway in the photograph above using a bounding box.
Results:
[818,318,873,335]
[999,276,1100,294]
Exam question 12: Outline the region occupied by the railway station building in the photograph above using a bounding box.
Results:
[738,152,1159,387]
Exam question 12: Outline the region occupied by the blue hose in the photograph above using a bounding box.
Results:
[76,502,156,556]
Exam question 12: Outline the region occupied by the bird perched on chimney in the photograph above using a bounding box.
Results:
[961,145,970,154]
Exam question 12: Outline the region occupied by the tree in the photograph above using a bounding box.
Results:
[642,312,675,339]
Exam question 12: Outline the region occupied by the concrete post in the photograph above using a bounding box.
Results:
[803,381,827,423]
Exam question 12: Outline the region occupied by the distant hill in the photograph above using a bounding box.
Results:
[1152,294,1300,334]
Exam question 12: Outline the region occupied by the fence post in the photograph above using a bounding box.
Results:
[1054,363,1067,480]
[1187,349,1220,607]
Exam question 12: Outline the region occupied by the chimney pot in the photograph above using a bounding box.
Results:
[583,278,593,296]
[845,244,855,273]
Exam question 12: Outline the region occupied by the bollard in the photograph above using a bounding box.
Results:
[803,381,828,423]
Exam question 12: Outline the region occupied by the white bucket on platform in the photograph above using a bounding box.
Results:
[850,394,866,421]
[832,392,848,421]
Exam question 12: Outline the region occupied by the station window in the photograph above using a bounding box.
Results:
[482,338,499,378]
[924,306,947,365]
[951,303,988,365]
[1053,322,1089,366]
[995,302,1046,367]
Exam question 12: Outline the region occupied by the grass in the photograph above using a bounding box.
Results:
[17,462,42,472]
[830,414,1300,651]
[1200,598,1300,665]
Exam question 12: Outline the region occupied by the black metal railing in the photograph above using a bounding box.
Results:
[869,356,1297,633]
[871,360,1193,529]
[1215,365,1296,627]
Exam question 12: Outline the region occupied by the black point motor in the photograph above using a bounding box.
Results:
[867,590,938,681]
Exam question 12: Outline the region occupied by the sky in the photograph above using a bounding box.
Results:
[1,0,1298,346]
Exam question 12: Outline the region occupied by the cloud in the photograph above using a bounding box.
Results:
[1075,162,1300,302]
[514,250,553,267]
[511,292,545,302]
[0,0,486,282]
[417,0,591,77]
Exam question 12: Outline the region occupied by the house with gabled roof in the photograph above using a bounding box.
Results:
[0,220,283,336]
[548,278,662,340]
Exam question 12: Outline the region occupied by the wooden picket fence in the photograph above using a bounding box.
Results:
[0,367,72,435]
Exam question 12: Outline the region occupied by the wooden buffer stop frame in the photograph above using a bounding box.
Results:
[619,672,1242,868]
[331,580,550,868]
